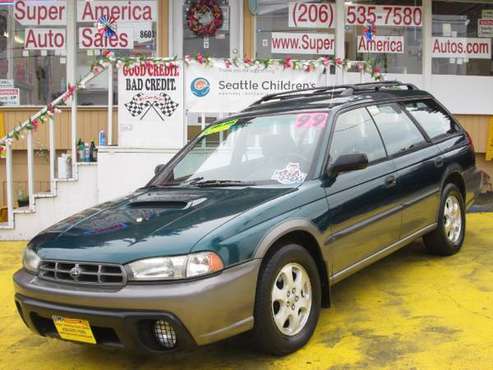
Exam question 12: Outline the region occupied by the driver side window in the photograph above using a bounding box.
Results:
[330,108,387,164]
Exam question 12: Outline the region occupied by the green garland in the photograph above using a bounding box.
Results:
[1,52,383,149]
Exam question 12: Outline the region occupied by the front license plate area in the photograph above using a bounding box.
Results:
[52,315,96,344]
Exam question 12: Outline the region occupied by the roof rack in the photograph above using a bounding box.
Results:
[248,81,418,108]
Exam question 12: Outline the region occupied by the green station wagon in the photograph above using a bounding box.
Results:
[14,82,481,355]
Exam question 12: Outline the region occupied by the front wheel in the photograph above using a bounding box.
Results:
[423,183,465,256]
[252,244,321,355]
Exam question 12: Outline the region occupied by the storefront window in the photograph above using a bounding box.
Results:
[76,0,158,105]
[256,1,336,59]
[345,0,422,74]
[1,1,67,106]
[432,1,493,76]
[0,8,8,80]
[182,0,231,58]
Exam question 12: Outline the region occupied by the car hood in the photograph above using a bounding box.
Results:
[30,186,294,264]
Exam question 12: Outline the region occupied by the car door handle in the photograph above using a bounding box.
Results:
[434,156,444,168]
[385,175,397,188]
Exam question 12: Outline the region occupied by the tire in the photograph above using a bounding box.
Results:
[252,243,321,356]
[423,183,466,256]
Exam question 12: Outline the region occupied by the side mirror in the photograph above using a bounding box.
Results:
[154,164,166,175]
[329,153,368,175]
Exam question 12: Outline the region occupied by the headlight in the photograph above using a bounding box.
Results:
[23,248,41,273]
[126,252,224,281]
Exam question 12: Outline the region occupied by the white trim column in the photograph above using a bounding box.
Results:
[233,0,244,58]
[170,0,183,58]
[6,6,14,81]
[335,0,346,84]
[422,0,432,90]
[66,1,78,173]
[107,63,113,145]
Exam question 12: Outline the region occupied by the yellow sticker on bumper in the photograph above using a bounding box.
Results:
[52,316,96,344]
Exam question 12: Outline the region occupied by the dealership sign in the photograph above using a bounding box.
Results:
[14,0,66,26]
[185,63,327,113]
[24,28,66,50]
[357,36,404,54]
[76,1,155,50]
[288,2,335,29]
[271,32,335,55]
[345,4,422,27]
[76,1,157,22]
[118,62,185,148]
[432,37,491,59]
[79,27,134,49]
[288,2,422,28]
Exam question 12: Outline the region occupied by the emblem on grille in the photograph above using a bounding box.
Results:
[70,266,82,278]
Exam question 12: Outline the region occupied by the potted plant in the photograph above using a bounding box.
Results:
[17,189,29,208]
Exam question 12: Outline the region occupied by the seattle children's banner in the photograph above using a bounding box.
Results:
[185,62,328,113]
[118,61,185,148]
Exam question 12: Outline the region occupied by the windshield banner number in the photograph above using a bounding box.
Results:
[295,112,328,128]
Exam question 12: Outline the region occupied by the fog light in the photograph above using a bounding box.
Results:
[153,320,177,349]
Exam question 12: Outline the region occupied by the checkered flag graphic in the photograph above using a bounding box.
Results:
[154,93,179,117]
[124,93,151,117]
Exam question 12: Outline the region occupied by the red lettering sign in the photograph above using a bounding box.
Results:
[24,28,66,50]
[77,1,157,22]
[78,27,133,49]
[122,64,179,77]
[15,0,66,26]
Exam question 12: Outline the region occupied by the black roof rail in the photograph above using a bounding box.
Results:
[248,80,418,108]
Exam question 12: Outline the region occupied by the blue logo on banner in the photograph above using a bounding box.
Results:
[191,77,210,97]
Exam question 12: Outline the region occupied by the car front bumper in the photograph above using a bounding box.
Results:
[13,259,261,352]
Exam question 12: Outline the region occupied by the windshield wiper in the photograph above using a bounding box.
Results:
[183,176,204,185]
[191,179,256,187]
[144,183,180,189]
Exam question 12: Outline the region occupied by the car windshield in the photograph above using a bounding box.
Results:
[150,111,329,187]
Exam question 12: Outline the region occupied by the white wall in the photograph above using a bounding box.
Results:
[0,164,99,240]
[97,147,179,203]
[344,72,493,115]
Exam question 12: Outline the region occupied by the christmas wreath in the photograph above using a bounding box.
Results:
[186,0,223,37]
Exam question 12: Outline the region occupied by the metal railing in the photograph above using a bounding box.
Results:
[0,59,113,228]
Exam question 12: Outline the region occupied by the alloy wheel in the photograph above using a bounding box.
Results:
[444,195,462,243]
[271,262,312,336]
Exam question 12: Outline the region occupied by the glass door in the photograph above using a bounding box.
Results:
[170,0,242,58]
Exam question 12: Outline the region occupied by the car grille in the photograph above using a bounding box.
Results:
[38,260,127,286]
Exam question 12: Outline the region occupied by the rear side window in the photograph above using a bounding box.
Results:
[404,100,459,140]
[368,103,426,156]
[330,108,386,164]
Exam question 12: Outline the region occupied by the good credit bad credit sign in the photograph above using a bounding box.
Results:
[118,62,185,148]
[186,63,327,113]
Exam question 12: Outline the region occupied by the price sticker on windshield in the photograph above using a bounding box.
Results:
[295,112,328,128]
[201,119,239,136]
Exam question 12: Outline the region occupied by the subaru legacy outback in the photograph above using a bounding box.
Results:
[14,81,481,355]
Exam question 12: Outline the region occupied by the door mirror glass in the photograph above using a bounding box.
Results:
[329,153,368,175]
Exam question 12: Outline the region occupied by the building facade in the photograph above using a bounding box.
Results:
[0,0,492,206]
